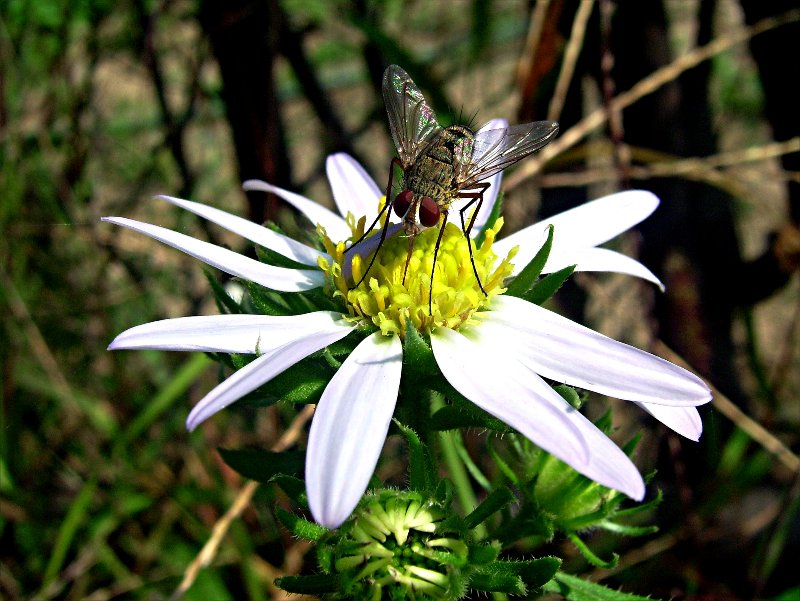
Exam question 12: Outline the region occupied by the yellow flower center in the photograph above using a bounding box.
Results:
[317,202,516,338]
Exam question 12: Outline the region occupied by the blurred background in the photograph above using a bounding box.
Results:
[1,0,798,599]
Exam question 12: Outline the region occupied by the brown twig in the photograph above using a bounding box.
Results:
[171,403,317,599]
[516,0,552,94]
[506,8,800,191]
[547,0,594,123]
[653,340,800,474]
[537,137,800,192]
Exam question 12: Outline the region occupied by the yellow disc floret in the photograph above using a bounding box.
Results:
[318,207,516,339]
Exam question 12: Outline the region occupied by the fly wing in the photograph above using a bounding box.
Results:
[382,65,443,168]
[456,120,559,187]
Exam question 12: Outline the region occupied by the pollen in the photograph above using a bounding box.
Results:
[319,209,516,339]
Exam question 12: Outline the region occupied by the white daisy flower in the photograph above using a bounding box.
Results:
[104,152,711,528]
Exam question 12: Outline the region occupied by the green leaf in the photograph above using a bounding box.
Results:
[522,264,576,305]
[469,564,527,595]
[218,448,304,482]
[274,507,328,541]
[402,319,438,377]
[567,531,619,569]
[463,486,515,530]
[553,384,583,409]
[239,357,334,406]
[505,224,554,298]
[467,540,501,565]
[275,574,339,595]
[598,521,658,537]
[547,571,662,601]
[245,281,295,316]
[515,556,562,589]
[393,420,435,493]
[429,401,512,433]
[255,244,316,271]
[271,475,308,508]
[204,270,244,314]
[768,586,800,601]
[495,500,554,543]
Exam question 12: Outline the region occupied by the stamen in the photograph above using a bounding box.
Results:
[319,213,514,339]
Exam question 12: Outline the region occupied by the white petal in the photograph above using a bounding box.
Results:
[307,332,403,528]
[185,323,355,430]
[431,327,644,499]
[635,403,703,441]
[326,153,383,222]
[494,190,659,269]
[476,118,509,135]
[157,195,327,267]
[108,311,352,353]
[543,247,664,290]
[487,296,712,407]
[242,179,352,242]
[103,216,325,292]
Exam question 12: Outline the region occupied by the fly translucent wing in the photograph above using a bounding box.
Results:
[457,121,559,187]
[382,65,443,168]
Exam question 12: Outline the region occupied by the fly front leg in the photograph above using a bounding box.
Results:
[347,157,404,289]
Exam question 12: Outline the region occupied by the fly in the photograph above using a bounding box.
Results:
[349,65,559,307]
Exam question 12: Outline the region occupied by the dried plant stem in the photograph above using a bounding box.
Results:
[171,404,317,599]
[538,137,800,190]
[548,0,594,123]
[506,8,800,190]
[516,0,551,90]
[654,340,800,474]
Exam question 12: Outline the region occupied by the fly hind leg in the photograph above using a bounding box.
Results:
[457,182,491,296]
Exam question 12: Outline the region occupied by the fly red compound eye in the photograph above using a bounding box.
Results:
[393,190,414,218]
[419,197,440,227]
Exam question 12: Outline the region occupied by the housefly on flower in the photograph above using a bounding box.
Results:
[349,64,559,305]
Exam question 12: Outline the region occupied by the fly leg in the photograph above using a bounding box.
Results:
[457,182,491,296]
[346,157,403,288]
[427,211,449,313]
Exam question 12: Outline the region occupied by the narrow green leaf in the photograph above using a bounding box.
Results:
[598,521,658,537]
[467,541,501,565]
[402,319,438,377]
[548,571,661,600]
[42,479,98,591]
[238,356,333,406]
[553,384,583,409]
[204,269,243,314]
[245,281,294,316]
[394,420,435,493]
[275,574,339,594]
[218,448,304,482]
[469,567,527,595]
[429,400,512,433]
[567,531,619,569]
[115,354,212,453]
[274,507,328,541]
[463,486,515,530]
[522,264,576,305]
[515,556,561,589]
[505,225,554,298]
[271,474,308,508]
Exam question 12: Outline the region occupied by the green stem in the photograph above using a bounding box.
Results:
[431,397,487,539]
